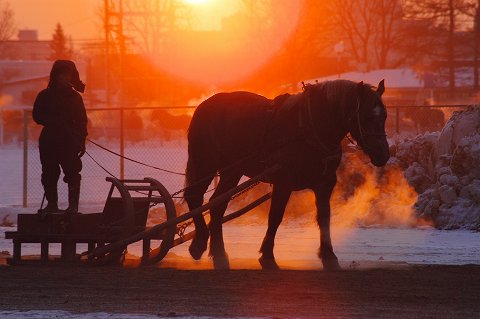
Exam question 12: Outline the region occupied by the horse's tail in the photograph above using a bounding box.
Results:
[183,118,200,199]
[184,139,196,193]
[183,101,217,203]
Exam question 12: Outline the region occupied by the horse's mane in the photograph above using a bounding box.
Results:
[308,79,378,117]
[311,80,357,112]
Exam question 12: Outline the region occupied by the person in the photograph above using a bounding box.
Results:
[33,60,88,214]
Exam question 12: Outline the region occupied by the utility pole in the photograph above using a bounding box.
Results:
[104,0,127,179]
[104,1,179,178]
[474,0,480,91]
[448,0,456,96]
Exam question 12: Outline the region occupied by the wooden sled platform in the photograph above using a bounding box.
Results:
[6,166,278,266]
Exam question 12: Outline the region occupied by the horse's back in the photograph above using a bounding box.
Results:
[188,91,273,166]
[191,91,271,124]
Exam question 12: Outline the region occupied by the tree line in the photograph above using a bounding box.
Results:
[1,0,479,97]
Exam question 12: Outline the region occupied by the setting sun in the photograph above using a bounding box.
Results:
[184,0,209,4]
[153,0,302,84]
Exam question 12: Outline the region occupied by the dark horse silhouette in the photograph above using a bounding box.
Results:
[184,79,390,270]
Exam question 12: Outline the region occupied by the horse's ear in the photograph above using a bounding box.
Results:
[357,81,364,94]
[376,79,385,97]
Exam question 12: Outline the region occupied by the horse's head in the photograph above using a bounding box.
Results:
[348,80,390,167]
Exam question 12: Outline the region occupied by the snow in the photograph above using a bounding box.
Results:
[393,106,480,230]
[306,67,479,89]
[307,68,423,88]
[1,121,480,317]
[1,108,480,266]
[1,224,479,267]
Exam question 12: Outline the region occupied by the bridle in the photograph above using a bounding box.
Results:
[347,96,387,152]
[301,82,386,154]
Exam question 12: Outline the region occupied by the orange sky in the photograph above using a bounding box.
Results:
[9,0,301,85]
[9,0,241,40]
[10,0,100,40]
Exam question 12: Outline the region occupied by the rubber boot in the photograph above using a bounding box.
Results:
[38,186,58,214]
[66,181,80,214]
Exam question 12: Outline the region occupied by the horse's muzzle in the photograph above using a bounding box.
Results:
[370,144,390,167]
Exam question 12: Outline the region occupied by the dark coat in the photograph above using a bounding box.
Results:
[33,86,87,152]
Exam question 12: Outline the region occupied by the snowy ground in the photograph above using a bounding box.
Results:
[1,143,479,268]
[0,224,479,319]
[2,224,479,267]
[2,142,480,318]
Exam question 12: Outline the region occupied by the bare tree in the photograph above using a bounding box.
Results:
[0,0,14,41]
[0,0,15,58]
[273,0,335,87]
[403,0,472,91]
[104,0,190,56]
[327,0,405,70]
[460,0,480,89]
[473,0,480,89]
[373,0,405,68]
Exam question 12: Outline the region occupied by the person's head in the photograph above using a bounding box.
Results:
[48,60,85,93]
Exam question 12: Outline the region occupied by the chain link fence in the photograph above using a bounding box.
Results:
[13,107,193,212]
[0,104,472,211]
[385,104,469,138]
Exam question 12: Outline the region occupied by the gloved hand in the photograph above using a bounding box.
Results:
[78,143,86,157]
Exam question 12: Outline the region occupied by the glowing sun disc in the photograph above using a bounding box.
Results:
[184,0,208,4]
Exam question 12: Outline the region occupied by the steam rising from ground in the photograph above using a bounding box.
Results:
[331,152,418,227]
[230,151,421,228]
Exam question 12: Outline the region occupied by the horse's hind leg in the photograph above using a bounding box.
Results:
[208,172,242,270]
[184,171,215,260]
[259,184,291,270]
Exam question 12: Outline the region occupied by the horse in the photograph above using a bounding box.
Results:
[184,79,390,270]
[403,106,445,134]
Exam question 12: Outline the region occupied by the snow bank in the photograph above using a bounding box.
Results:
[392,106,480,230]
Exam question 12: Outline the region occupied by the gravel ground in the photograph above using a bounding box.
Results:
[0,264,479,318]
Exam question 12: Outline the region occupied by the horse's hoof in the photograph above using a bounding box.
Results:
[322,258,341,271]
[212,255,230,270]
[189,236,208,260]
[259,256,280,270]
[319,247,341,271]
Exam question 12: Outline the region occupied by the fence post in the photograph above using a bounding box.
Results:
[23,110,29,207]
[120,108,124,179]
[395,106,400,134]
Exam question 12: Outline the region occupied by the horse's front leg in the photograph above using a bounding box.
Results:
[209,173,242,270]
[259,184,291,270]
[314,175,341,271]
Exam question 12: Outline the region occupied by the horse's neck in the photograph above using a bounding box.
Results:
[310,87,351,147]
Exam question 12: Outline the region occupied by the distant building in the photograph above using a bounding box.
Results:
[0,60,86,107]
[307,68,479,105]
[0,29,51,61]
[0,61,51,106]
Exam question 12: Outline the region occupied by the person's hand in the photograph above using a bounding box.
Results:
[78,144,86,158]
